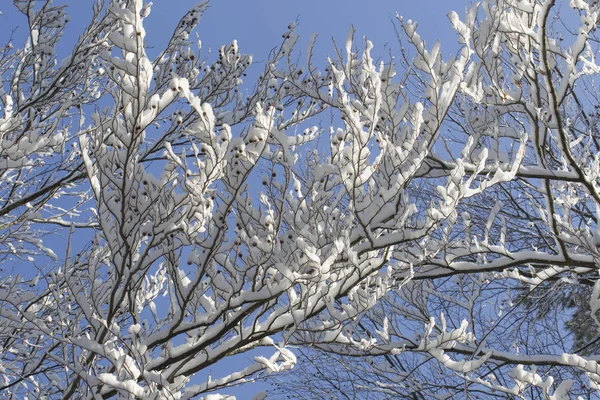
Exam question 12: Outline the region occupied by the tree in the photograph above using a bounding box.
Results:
[1,0,599,399]
[270,0,600,398]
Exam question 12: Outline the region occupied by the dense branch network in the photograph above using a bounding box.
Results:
[1,0,600,399]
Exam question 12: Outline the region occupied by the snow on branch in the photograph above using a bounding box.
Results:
[3,0,600,399]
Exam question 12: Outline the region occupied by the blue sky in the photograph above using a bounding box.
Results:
[1,1,469,67]
[175,0,467,61]
[0,0,471,397]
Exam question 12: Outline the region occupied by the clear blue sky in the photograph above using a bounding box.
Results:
[1,1,469,68]
[0,0,470,397]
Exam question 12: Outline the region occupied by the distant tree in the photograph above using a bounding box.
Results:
[3,0,600,399]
